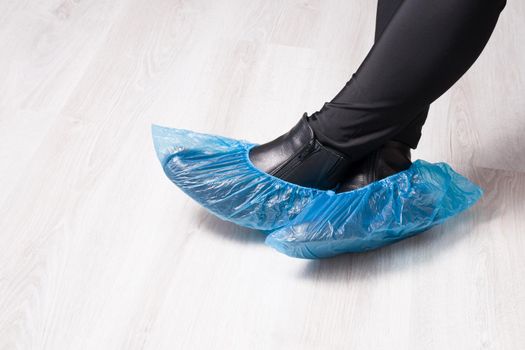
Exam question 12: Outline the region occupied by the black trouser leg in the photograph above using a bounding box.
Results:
[373,0,429,148]
[309,0,506,160]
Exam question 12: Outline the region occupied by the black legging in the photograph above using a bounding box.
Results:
[308,0,507,161]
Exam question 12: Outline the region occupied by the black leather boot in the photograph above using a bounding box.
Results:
[249,113,354,190]
[336,140,412,193]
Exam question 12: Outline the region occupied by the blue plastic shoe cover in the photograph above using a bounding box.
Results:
[264,160,483,259]
[152,125,324,230]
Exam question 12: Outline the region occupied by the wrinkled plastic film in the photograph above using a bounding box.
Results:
[152,124,483,259]
[152,125,324,230]
[265,160,483,259]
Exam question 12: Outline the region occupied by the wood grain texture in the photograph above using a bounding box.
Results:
[0,0,524,349]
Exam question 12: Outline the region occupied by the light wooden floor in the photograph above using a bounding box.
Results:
[1,1,524,349]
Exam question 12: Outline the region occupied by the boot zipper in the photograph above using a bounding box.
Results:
[271,140,317,179]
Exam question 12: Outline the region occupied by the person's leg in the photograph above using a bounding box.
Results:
[332,0,426,193]
[250,0,506,190]
[373,0,429,149]
[309,0,507,159]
